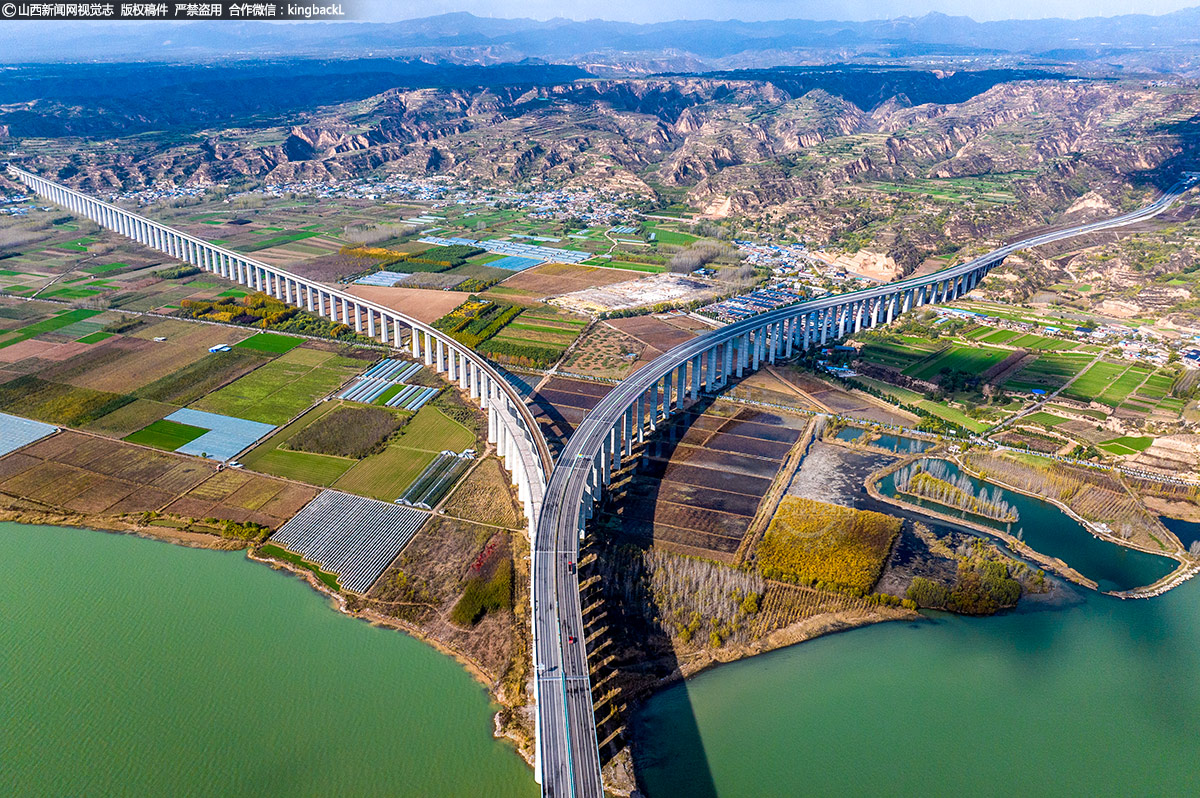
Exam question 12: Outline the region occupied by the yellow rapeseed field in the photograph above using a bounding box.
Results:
[758,496,901,592]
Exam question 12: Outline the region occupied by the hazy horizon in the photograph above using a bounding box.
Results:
[349,0,1199,24]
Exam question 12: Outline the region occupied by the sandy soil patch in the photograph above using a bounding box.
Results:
[0,339,57,362]
[342,285,467,324]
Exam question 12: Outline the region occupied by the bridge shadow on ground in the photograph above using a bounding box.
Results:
[578,395,722,798]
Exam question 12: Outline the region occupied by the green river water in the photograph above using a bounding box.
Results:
[7,514,1200,798]
[0,522,537,797]
[635,581,1200,797]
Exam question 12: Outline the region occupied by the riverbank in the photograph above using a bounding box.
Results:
[949,454,1200,598]
[0,489,539,768]
[2,521,538,797]
[864,453,1101,591]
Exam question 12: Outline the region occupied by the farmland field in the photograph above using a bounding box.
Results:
[190,347,367,424]
[333,446,438,501]
[0,429,315,528]
[859,339,939,370]
[1003,351,1094,393]
[234,332,304,354]
[1063,361,1129,403]
[124,419,208,450]
[1021,411,1071,427]
[904,345,1009,381]
[1098,436,1155,455]
[441,457,523,528]
[1097,366,1152,407]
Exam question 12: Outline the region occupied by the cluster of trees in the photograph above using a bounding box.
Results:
[894,460,1019,523]
[592,543,766,650]
[433,298,522,348]
[668,241,730,273]
[907,559,1022,615]
[154,264,201,280]
[477,338,561,369]
[758,497,901,593]
[286,405,405,460]
[179,293,364,341]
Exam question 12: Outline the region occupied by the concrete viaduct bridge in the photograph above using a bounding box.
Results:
[5,165,552,542]
[9,165,1192,797]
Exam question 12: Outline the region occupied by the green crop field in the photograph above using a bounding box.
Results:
[860,340,938,370]
[333,446,437,501]
[1061,361,1127,402]
[234,332,303,354]
[82,262,129,275]
[1098,367,1152,406]
[1022,411,1071,427]
[393,406,474,452]
[77,331,113,344]
[1098,436,1155,455]
[979,329,1019,344]
[124,419,208,450]
[191,348,365,425]
[0,308,102,349]
[649,227,699,246]
[904,345,1009,381]
[240,401,356,485]
[1007,333,1078,351]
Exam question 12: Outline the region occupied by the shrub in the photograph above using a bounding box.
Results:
[286,405,404,459]
[759,497,901,593]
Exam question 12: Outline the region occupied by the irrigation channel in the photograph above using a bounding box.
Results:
[1,522,537,797]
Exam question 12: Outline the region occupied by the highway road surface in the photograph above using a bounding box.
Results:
[531,176,1196,798]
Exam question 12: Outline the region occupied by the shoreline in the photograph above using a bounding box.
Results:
[0,507,540,768]
[862,454,1101,590]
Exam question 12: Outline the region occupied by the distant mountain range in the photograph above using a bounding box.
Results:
[3,8,1200,67]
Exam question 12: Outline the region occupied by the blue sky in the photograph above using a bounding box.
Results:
[356,0,1198,23]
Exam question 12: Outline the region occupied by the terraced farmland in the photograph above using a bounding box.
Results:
[904,344,1010,381]
[271,490,429,592]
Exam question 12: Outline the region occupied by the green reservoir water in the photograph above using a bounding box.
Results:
[878,458,1175,591]
[0,522,536,797]
[635,582,1200,797]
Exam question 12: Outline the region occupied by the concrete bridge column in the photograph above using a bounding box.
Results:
[691,354,702,399]
[393,320,403,348]
[662,372,672,418]
[379,313,390,345]
[785,318,795,358]
[736,333,747,377]
[636,395,645,444]
[722,339,733,383]
[305,285,315,312]
[766,325,776,365]
[367,309,376,339]
[601,429,614,486]
[647,386,658,433]
[435,338,445,373]
[423,332,433,366]
[624,406,634,457]
[353,303,364,333]
[706,347,717,391]
[447,347,457,382]
[675,363,686,409]
[487,403,498,445]
[459,354,470,391]
[750,328,760,371]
